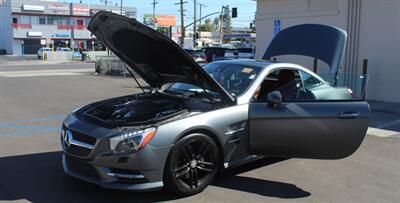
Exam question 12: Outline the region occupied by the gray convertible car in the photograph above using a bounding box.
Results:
[61,12,370,196]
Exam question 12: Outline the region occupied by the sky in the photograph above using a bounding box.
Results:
[67,0,256,29]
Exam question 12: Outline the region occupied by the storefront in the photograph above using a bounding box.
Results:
[22,38,41,54]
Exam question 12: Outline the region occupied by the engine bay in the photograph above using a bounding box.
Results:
[77,93,216,126]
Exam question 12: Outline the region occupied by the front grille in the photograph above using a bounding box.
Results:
[65,155,99,179]
[62,128,97,157]
[70,130,97,145]
[67,145,92,157]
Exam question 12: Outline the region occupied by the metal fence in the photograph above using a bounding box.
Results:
[95,55,130,76]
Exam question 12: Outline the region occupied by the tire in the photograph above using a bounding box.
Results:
[164,133,220,196]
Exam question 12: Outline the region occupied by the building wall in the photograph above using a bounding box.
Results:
[255,0,400,102]
[0,0,136,55]
[357,0,400,102]
[0,1,13,54]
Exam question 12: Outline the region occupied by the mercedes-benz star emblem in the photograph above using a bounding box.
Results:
[64,130,72,148]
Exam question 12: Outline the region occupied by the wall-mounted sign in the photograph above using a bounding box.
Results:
[156,15,177,27]
[55,33,70,38]
[48,3,69,11]
[22,4,45,12]
[274,19,281,35]
[27,31,43,37]
[71,4,89,16]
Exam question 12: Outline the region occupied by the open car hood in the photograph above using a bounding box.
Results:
[88,11,234,103]
[262,24,347,76]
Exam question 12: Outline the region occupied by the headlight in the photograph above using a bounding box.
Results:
[109,127,157,154]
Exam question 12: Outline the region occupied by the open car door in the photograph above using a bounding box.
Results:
[250,24,369,159]
[248,101,370,159]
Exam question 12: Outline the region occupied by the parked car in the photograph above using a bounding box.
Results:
[37,47,52,59]
[57,47,72,52]
[202,47,228,62]
[61,12,370,196]
[184,49,208,64]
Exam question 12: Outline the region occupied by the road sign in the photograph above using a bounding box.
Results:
[274,19,281,35]
[40,39,46,45]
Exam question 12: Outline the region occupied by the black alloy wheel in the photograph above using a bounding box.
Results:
[164,133,220,196]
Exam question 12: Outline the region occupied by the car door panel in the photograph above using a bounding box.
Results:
[248,101,370,159]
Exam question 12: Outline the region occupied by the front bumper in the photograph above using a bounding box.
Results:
[63,154,164,190]
[62,142,172,191]
[61,114,173,191]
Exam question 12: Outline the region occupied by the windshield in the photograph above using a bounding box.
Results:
[163,63,262,98]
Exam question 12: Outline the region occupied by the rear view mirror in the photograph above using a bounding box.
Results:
[267,91,283,108]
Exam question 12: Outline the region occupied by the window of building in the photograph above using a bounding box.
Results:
[61,17,70,25]
[77,19,83,25]
[39,16,46,24]
[30,16,39,24]
[47,16,62,25]
[20,15,30,24]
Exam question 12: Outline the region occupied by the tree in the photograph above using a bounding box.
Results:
[156,27,170,37]
[212,17,220,32]
[222,5,232,34]
[251,12,256,32]
[199,18,212,32]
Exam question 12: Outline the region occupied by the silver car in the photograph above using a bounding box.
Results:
[61,12,370,196]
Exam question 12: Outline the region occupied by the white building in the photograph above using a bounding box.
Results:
[254,0,400,103]
[0,0,136,55]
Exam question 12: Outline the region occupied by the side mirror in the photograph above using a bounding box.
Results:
[267,91,283,108]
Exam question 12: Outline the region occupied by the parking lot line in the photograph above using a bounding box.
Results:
[0,69,93,78]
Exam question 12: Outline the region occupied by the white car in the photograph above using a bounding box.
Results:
[37,47,52,59]
[57,47,72,52]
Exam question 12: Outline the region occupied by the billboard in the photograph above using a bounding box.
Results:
[156,15,176,27]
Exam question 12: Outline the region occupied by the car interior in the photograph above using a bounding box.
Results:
[254,69,316,103]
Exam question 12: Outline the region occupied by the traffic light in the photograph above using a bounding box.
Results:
[232,7,237,18]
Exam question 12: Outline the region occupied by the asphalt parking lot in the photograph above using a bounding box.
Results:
[0,63,399,202]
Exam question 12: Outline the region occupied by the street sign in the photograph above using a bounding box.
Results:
[274,19,281,35]
[40,39,46,45]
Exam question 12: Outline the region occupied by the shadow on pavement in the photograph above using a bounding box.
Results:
[213,158,310,198]
[0,152,309,202]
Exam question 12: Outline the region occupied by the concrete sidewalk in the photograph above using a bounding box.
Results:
[0,55,90,67]
[367,100,400,138]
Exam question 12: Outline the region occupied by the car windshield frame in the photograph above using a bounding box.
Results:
[162,62,263,99]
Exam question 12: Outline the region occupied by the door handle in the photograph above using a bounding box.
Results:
[336,112,360,119]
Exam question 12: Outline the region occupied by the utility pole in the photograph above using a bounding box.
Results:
[219,6,225,45]
[174,0,187,47]
[120,0,123,16]
[197,3,207,40]
[193,0,197,48]
[151,0,158,29]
